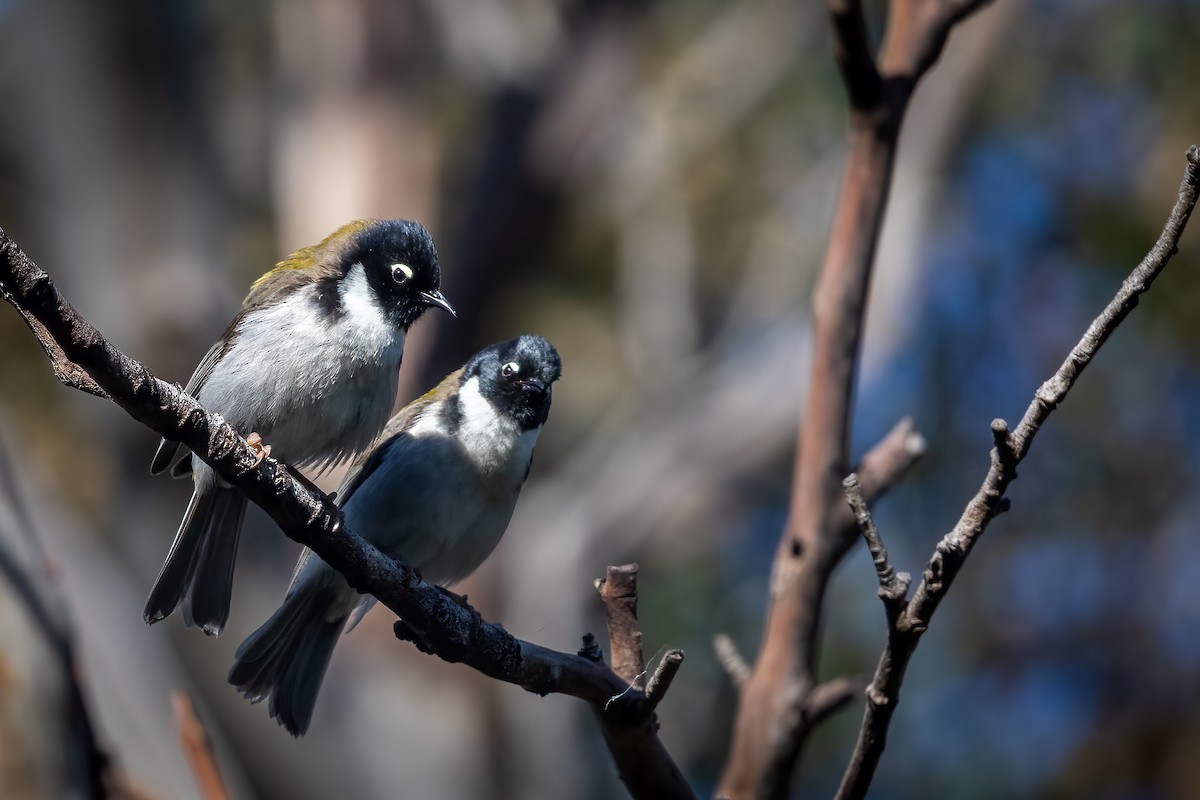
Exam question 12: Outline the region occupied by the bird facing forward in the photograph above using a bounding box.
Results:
[228,334,562,736]
[145,219,455,636]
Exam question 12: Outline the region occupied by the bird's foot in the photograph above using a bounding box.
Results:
[246,432,272,466]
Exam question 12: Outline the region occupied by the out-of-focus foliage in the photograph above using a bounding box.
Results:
[0,1,1198,798]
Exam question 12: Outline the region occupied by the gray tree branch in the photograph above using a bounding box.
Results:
[843,473,910,621]
[835,145,1200,800]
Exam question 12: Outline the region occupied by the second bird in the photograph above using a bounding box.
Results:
[229,334,562,736]
[145,219,455,636]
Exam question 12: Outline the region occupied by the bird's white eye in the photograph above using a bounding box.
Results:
[501,361,520,378]
[391,263,414,284]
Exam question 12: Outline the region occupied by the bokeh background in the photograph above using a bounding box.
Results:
[2,1,1200,798]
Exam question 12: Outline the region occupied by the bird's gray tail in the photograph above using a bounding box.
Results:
[228,584,345,737]
[143,485,247,636]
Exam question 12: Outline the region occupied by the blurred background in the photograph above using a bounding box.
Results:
[2,0,1200,797]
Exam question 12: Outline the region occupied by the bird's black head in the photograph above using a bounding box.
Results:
[338,219,454,329]
[465,335,563,430]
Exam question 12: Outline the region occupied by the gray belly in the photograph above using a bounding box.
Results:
[344,437,523,586]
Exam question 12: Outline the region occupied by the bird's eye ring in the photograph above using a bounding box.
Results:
[391,263,414,284]
[501,361,520,378]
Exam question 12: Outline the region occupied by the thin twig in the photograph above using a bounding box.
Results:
[803,677,861,727]
[645,650,685,710]
[835,145,1200,800]
[713,634,751,688]
[171,693,231,800]
[843,473,910,619]
[851,417,928,505]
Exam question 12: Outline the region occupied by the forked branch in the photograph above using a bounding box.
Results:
[836,145,1200,800]
[716,2,987,796]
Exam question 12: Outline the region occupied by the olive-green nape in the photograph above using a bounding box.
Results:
[250,219,375,292]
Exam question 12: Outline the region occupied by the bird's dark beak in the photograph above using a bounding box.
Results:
[520,378,549,397]
[420,290,456,317]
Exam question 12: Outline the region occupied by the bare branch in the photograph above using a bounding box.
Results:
[171,693,230,800]
[854,416,927,502]
[829,417,928,558]
[645,650,685,711]
[803,677,861,727]
[836,145,1200,800]
[880,0,996,87]
[589,564,693,799]
[717,2,989,796]
[990,418,1015,470]
[909,144,1200,633]
[843,473,910,618]
[597,564,646,688]
[0,228,694,800]
[713,634,751,688]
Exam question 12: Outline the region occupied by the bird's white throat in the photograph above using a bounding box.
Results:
[405,377,540,480]
[339,262,396,353]
[198,262,404,469]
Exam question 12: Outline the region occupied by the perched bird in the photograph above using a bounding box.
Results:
[145,219,455,636]
[228,334,562,736]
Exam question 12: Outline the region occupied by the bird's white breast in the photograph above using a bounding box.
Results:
[197,263,403,468]
[298,377,545,612]
[454,376,540,480]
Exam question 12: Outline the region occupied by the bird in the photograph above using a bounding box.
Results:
[228,334,562,736]
[144,219,455,637]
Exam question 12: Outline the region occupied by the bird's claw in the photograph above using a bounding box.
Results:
[246,432,272,466]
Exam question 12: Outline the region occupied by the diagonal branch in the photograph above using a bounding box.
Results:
[803,676,861,727]
[0,228,694,800]
[645,651,685,711]
[835,145,1200,800]
[852,416,927,502]
[172,693,231,800]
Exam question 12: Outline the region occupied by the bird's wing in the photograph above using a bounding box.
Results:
[333,410,422,505]
[149,333,239,476]
[334,368,463,505]
[152,262,319,476]
[243,259,322,310]
[344,596,378,633]
[282,411,431,597]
